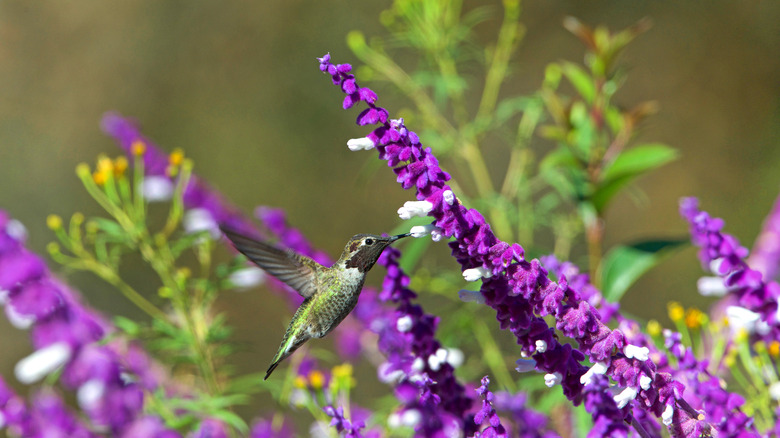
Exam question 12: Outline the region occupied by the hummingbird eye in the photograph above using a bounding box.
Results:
[364,238,375,246]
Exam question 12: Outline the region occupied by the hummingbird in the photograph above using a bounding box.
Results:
[219,226,410,380]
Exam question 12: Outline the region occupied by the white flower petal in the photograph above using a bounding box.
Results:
[229,267,265,289]
[141,176,174,202]
[457,289,485,304]
[544,373,562,387]
[6,219,27,242]
[396,315,413,333]
[445,348,464,368]
[462,267,491,282]
[397,201,433,220]
[5,305,35,330]
[535,340,548,353]
[442,190,455,206]
[185,208,219,238]
[726,306,761,334]
[401,409,421,427]
[77,379,105,409]
[697,276,728,297]
[770,382,780,401]
[613,386,638,409]
[15,342,72,384]
[347,137,375,151]
[580,361,609,386]
[639,375,652,390]
[624,344,649,361]
[662,404,674,426]
[515,358,537,373]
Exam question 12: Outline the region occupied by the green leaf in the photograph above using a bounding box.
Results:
[113,316,141,336]
[593,143,678,212]
[601,239,688,302]
[601,143,678,182]
[562,61,595,103]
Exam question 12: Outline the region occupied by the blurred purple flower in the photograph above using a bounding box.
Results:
[324,405,366,438]
[0,211,171,435]
[250,417,295,438]
[189,418,229,438]
[748,193,780,281]
[680,197,780,343]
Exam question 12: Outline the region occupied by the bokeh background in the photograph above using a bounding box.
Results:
[0,0,778,423]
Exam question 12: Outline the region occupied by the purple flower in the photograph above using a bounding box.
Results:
[249,417,295,438]
[324,405,366,438]
[120,415,181,438]
[582,374,629,438]
[471,376,507,438]
[0,212,173,434]
[680,197,780,343]
[189,418,229,438]
[318,53,709,437]
[748,193,780,281]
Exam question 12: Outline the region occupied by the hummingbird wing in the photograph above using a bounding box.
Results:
[220,226,319,298]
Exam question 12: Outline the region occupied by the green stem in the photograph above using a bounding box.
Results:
[474,318,516,392]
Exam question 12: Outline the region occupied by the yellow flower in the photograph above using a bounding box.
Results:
[308,370,325,390]
[169,148,184,166]
[667,302,684,322]
[332,363,353,379]
[131,140,146,156]
[46,214,62,230]
[293,375,307,389]
[685,308,704,329]
[114,156,129,176]
[647,320,662,337]
[769,341,780,358]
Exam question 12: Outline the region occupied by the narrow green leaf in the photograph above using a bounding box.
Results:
[562,61,595,103]
[593,143,678,212]
[601,143,678,182]
[601,239,688,302]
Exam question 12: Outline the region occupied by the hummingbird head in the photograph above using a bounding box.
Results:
[341,233,410,273]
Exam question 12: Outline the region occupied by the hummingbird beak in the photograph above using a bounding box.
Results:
[390,232,412,241]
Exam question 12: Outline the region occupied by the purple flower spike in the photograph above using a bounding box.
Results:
[471,376,507,438]
[250,417,295,438]
[680,197,780,344]
[324,405,366,438]
[319,53,714,437]
[748,191,780,280]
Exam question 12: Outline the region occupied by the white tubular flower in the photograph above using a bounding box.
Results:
[535,340,548,354]
[457,289,485,304]
[346,137,375,151]
[442,190,455,205]
[141,176,174,202]
[709,258,725,274]
[77,379,106,409]
[462,267,491,282]
[770,382,780,401]
[184,208,219,239]
[624,344,649,361]
[400,409,422,427]
[515,358,537,373]
[410,224,444,241]
[726,306,761,334]
[613,386,638,409]
[544,372,562,387]
[397,201,433,220]
[662,404,674,426]
[228,266,265,289]
[411,357,425,372]
[396,315,413,333]
[428,348,448,371]
[15,342,72,384]
[580,361,609,386]
[639,374,652,390]
[697,276,728,297]
[445,348,464,368]
[6,305,35,330]
[6,219,27,242]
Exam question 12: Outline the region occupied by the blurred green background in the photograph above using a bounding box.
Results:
[0,0,778,422]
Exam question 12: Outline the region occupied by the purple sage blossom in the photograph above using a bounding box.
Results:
[318,53,709,437]
[680,197,780,343]
[471,376,507,438]
[748,192,780,281]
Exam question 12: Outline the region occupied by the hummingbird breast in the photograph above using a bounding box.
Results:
[306,267,366,338]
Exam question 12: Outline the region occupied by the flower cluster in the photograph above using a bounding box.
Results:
[319,53,706,436]
[680,197,780,344]
[471,376,507,438]
[0,210,179,435]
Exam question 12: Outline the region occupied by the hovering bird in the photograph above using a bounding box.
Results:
[220,226,410,379]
